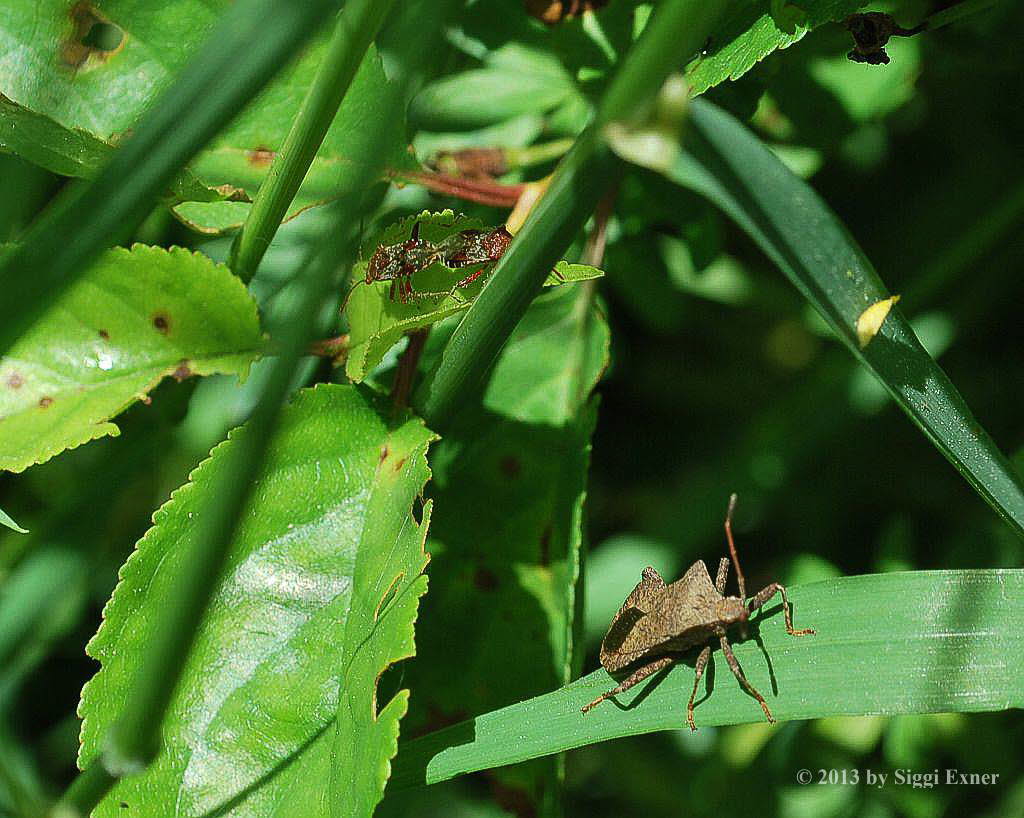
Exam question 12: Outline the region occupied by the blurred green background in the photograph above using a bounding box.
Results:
[1,0,1022,816]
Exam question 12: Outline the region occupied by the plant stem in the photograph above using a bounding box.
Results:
[392,329,430,413]
[580,183,619,268]
[0,0,344,355]
[52,11,405,817]
[230,0,398,281]
[393,169,525,208]
[926,0,998,30]
[412,0,729,430]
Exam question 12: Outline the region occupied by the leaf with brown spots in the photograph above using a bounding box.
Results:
[0,245,262,473]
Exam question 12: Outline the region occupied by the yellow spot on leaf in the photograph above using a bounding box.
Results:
[856,295,900,348]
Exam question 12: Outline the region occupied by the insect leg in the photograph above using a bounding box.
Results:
[389,280,397,301]
[714,557,729,594]
[724,493,747,600]
[410,220,420,241]
[452,267,487,289]
[746,583,815,636]
[580,655,674,714]
[687,645,712,731]
[719,634,774,724]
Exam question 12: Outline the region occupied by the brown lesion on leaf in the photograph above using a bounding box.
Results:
[5,373,24,390]
[61,4,127,70]
[379,445,389,464]
[246,147,276,167]
[171,361,192,381]
[473,566,500,591]
[98,328,110,340]
[38,396,54,408]
[499,455,521,479]
[392,456,407,473]
[539,523,552,566]
[152,313,170,334]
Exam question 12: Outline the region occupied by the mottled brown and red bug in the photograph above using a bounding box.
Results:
[341,221,516,312]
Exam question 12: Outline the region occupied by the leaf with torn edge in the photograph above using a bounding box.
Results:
[79,385,436,817]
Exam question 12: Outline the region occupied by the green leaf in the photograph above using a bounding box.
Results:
[0,96,230,204]
[0,245,262,473]
[410,43,581,130]
[344,211,603,383]
[392,286,605,812]
[686,1,867,95]
[482,285,609,426]
[654,98,1024,537]
[0,4,407,232]
[392,570,1024,788]
[0,505,26,534]
[78,385,435,816]
[0,547,88,671]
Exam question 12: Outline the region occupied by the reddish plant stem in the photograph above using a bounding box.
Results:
[581,182,619,268]
[393,169,524,208]
[392,328,430,412]
[308,334,350,365]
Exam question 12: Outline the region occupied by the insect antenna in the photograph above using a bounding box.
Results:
[339,278,363,316]
[340,218,370,317]
[724,493,747,600]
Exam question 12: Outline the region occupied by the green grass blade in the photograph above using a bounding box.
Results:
[390,570,1024,788]
[413,0,729,430]
[0,0,342,354]
[668,98,1024,538]
[230,0,399,280]
[55,5,455,812]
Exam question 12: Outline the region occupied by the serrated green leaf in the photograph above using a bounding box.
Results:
[78,384,435,816]
[392,570,1024,788]
[656,99,1024,538]
[0,245,262,473]
[344,211,603,383]
[686,1,867,95]
[0,4,408,232]
[0,505,26,534]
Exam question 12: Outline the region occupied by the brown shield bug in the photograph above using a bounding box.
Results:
[581,494,814,729]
